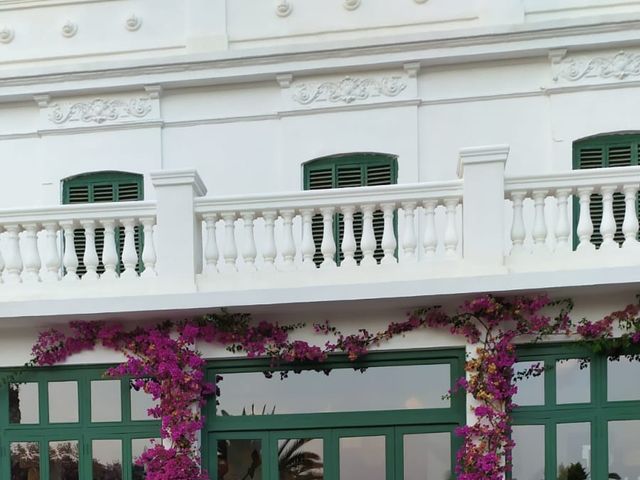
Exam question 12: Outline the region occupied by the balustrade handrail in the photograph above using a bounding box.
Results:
[0,200,157,226]
[505,165,640,194]
[194,180,463,215]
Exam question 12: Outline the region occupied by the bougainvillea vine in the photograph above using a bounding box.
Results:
[23,296,640,480]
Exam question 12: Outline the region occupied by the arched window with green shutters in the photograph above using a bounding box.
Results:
[62,171,144,275]
[573,133,640,249]
[303,153,398,266]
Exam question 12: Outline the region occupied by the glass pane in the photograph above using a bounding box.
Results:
[278,438,323,480]
[91,380,122,422]
[218,364,450,416]
[10,382,39,424]
[403,432,450,480]
[557,423,591,479]
[512,425,545,480]
[132,438,159,480]
[217,439,263,480]
[11,442,40,480]
[556,359,590,404]
[49,440,79,480]
[609,420,640,479]
[608,357,640,401]
[48,381,79,423]
[339,436,385,480]
[513,361,544,407]
[131,385,158,421]
[92,440,122,480]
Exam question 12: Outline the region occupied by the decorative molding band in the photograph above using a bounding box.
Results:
[291,76,407,105]
[0,26,14,44]
[48,97,152,125]
[553,50,640,82]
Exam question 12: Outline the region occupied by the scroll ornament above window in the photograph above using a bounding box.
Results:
[49,98,152,125]
[291,76,407,105]
[553,50,640,82]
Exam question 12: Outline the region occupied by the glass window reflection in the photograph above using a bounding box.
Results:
[132,438,158,480]
[130,384,158,421]
[217,364,450,416]
[608,420,640,480]
[218,439,263,480]
[278,438,323,480]
[512,425,544,480]
[608,356,640,401]
[557,423,591,479]
[403,432,450,480]
[11,442,40,480]
[556,359,590,404]
[10,382,39,424]
[48,381,79,423]
[92,440,122,480]
[91,380,122,422]
[513,361,544,406]
[49,440,79,480]
[339,436,385,480]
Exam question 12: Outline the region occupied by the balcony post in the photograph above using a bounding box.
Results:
[150,169,207,290]
[458,145,510,267]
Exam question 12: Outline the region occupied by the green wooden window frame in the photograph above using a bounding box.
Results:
[303,153,399,266]
[572,133,640,249]
[512,342,640,480]
[204,348,465,480]
[0,365,160,480]
[62,171,145,275]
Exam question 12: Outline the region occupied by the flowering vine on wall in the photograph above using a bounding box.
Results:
[21,295,640,480]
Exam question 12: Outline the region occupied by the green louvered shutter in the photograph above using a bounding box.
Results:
[573,135,640,249]
[304,154,397,266]
[63,172,144,275]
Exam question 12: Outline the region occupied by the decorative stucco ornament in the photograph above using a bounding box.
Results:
[61,21,78,38]
[125,14,142,32]
[275,0,292,17]
[555,50,640,82]
[48,98,153,125]
[292,76,407,105]
[343,0,361,10]
[0,26,14,44]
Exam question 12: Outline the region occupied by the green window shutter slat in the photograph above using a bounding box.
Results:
[578,147,604,169]
[304,154,397,266]
[62,171,144,275]
[607,145,633,167]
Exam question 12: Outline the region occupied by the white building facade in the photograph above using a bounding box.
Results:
[2,1,640,479]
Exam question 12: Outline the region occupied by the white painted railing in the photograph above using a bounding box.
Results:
[505,165,640,257]
[0,202,157,285]
[194,182,464,276]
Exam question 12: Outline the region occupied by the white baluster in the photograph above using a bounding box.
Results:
[340,205,357,268]
[381,202,397,265]
[300,209,316,270]
[20,223,41,283]
[360,204,377,267]
[222,213,238,272]
[554,189,571,253]
[531,190,548,253]
[0,226,4,283]
[280,209,296,271]
[241,212,258,272]
[401,202,417,263]
[599,185,618,251]
[202,214,219,276]
[41,222,61,282]
[320,207,337,269]
[60,221,79,281]
[622,184,640,250]
[510,191,526,255]
[576,187,595,252]
[444,198,459,258]
[120,218,139,279]
[3,224,22,283]
[100,219,119,280]
[140,217,158,278]
[262,211,277,271]
[80,220,99,281]
[422,200,437,259]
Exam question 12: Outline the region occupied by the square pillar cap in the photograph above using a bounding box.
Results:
[457,144,510,178]
[150,169,207,197]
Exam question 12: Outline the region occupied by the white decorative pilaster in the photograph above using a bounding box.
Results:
[100,219,119,280]
[554,189,571,253]
[120,218,139,279]
[401,202,418,262]
[422,200,438,259]
[380,203,397,265]
[320,207,337,269]
[509,191,526,255]
[60,221,79,281]
[280,209,296,271]
[3,225,22,284]
[576,187,595,252]
[300,209,316,270]
[241,212,258,272]
[202,214,219,276]
[599,186,618,252]
[81,220,99,281]
[531,190,549,254]
[140,217,158,278]
[340,206,357,268]
[360,204,377,267]
[41,222,61,282]
[622,185,640,250]
[221,213,238,273]
[262,211,278,271]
